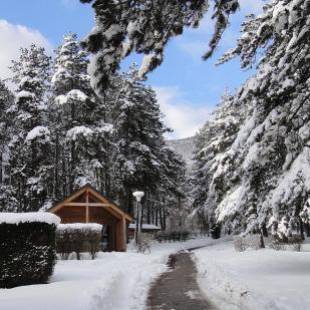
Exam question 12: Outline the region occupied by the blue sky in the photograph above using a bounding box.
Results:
[0,0,263,138]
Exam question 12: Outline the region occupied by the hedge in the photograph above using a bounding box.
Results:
[155,230,190,242]
[0,213,60,289]
[56,223,102,260]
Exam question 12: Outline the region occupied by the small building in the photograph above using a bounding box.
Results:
[48,184,133,252]
[128,223,161,239]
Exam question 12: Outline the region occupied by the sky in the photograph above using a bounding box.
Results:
[0,0,263,139]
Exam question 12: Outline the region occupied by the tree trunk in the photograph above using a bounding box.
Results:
[299,217,305,240]
[260,230,265,248]
[0,152,2,185]
[306,222,310,237]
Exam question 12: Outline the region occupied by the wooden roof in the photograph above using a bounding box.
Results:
[48,184,133,222]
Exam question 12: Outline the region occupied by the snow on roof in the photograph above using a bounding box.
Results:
[129,223,161,230]
[57,223,103,233]
[0,212,61,226]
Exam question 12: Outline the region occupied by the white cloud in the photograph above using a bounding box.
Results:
[155,86,210,139]
[61,0,79,9]
[0,19,52,80]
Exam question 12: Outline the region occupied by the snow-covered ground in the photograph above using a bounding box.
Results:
[0,237,210,310]
[194,239,310,310]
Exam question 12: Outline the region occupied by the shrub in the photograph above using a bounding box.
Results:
[136,233,153,253]
[269,234,303,252]
[233,236,246,252]
[155,230,190,242]
[0,212,60,289]
[56,223,102,260]
[269,240,284,251]
[234,234,264,252]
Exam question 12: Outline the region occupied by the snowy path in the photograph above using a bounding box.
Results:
[148,250,215,310]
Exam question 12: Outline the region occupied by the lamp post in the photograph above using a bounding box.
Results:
[133,191,144,245]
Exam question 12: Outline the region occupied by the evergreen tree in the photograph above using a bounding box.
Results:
[0,81,16,211]
[7,44,52,211]
[191,92,245,235]
[50,33,111,199]
[80,0,239,93]
[109,68,166,215]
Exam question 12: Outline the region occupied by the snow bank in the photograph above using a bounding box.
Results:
[0,212,60,226]
[0,237,211,310]
[195,240,310,310]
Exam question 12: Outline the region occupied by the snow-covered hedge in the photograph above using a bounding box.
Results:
[0,212,60,288]
[56,223,102,260]
[0,212,61,225]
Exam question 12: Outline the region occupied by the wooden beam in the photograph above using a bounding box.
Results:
[61,202,111,207]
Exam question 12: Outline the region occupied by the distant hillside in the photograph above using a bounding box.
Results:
[166,136,197,171]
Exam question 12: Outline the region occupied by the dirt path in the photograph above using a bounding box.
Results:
[147,250,215,310]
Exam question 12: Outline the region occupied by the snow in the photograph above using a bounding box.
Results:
[54,90,87,106]
[195,239,310,310]
[67,89,88,102]
[66,126,94,141]
[0,238,211,310]
[139,53,156,78]
[25,126,50,142]
[0,212,60,226]
[128,223,161,230]
[58,223,103,233]
[16,90,35,100]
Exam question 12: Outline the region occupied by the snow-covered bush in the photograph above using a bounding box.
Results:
[233,236,247,252]
[56,223,102,260]
[136,233,152,254]
[0,212,60,288]
[234,234,263,252]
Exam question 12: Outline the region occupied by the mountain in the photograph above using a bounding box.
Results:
[166,136,197,171]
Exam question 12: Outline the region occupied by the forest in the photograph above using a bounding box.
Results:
[0,34,186,231]
[1,0,310,242]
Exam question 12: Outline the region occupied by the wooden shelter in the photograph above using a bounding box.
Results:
[48,184,133,251]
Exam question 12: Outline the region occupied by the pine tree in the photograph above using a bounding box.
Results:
[108,67,166,215]
[203,0,310,237]
[191,92,245,235]
[0,81,17,211]
[7,44,52,211]
[80,0,239,93]
[50,33,111,199]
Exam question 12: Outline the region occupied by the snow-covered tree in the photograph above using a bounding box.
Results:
[108,67,166,215]
[0,81,16,211]
[50,33,111,199]
[80,0,239,93]
[195,0,310,238]
[191,92,246,235]
[7,44,52,211]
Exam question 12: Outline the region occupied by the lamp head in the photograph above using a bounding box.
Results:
[133,191,145,202]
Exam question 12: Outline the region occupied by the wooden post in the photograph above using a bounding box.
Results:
[122,217,127,251]
[85,189,90,223]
